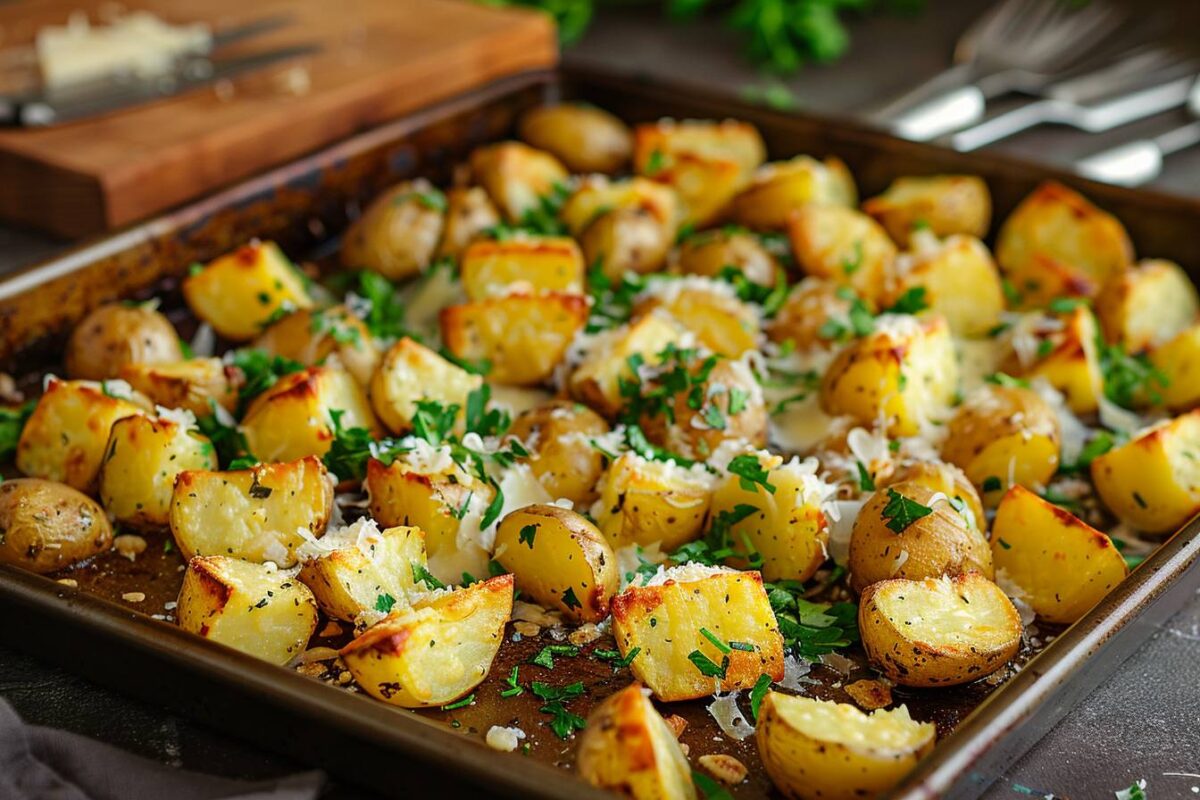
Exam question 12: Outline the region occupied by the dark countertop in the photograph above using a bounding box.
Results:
[3,1,1200,797]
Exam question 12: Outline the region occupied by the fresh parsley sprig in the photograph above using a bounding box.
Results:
[766,581,859,658]
[880,487,932,533]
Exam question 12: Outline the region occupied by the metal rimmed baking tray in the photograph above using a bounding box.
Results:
[0,67,1197,799]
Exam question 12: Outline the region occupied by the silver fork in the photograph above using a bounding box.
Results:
[874,0,1129,141]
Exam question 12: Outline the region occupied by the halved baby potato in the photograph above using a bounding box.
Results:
[1095,259,1199,353]
[788,204,895,306]
[120,357,238,418]
[518,103,633,175]
[341,180,445,280]
[755,693,935,800]
[340,574,514,707]
[253,306,379,386]
[470,141,569,222]
[731,155,857,231]
[593,452,714,552]
[859,572,1022,687]
[183,240,313,341]
[569,313,686,418]
[65,302,183,381]
[177,555,319,665]
[560,176,678,239]
[494,504,618,623]
[0,478,113,573]
[297,521,428,622]
[861,174,991,247]
[369,337,482,434]
[580,206,678,281]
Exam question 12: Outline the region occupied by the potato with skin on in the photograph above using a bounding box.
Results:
[788,204,897,307]
[241,366,379,464]
[561,176,678,236]
[494,504,618,623]
[509,400,610,505]
[169,456,334,567]
[611,566,784,702]
[861,175,991,248]
[594,452,714,552]
[183,241,313,342]
[569,313,686,419]
[849,481,992,594]
[992,485,1128,623]
[16,377,151,493]
[1004,252,1099,312]
[1150,324,1200,411]
[881,460,987,535]
[120,357,238,418]
[755,693,936,800]
[65,302,183,381]
[369,338,482,434]
[675,227,780,287]
[577,683,697,800]
[1090,410,1200,535]
[441,291,588,386]
[99,413,217,530]
[253,306,379,386]
[297,523,427,622]
[634,282,762,358]
[0,479,112,573]
[177,555,318,665]
[1012,306,1105,415]
[580,206,678,281]
[766,279,856,351]
[470,141,569,222]
[459,236,584,300]
[1094,259,1200,353]
[859,572,1022,687]
[941,384,1061,506]
[340,180,444,280]
[995,181,1133,298]
[517,103,633,175]
[436,187,501,260]
[730,155,858,231]
[340,574,513,708]
[887,233,1005,338]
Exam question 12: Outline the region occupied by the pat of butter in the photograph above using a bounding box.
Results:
[36,11,212,88]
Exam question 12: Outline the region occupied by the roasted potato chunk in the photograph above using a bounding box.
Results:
[594,453,714,552]
[341,180,445,280]
[340,574,513,707]
[253,306,379,386]
[635,281,761,358]
[849,481,992,593]
[518,103,633,174]
[470,141,569,222]
[16,377,150,493]
[1004,252,1099,312]
[580,206,678,281]
[941,385,1061,505]
[460,236,584,300]
[0,479,112,573]
[297,521,427,622]
[577,683,696,800]
[731,155,857,231]
[436,186,501,259]
[177,555,318,665]
[494,504,618,623]
[441,291,588,386]
[859,572,1021,687]
[611,566,784,701]
[509,400,610,504]
[183,241,313,341]
[570,313,686,418]
[99,412,217,529]
[788,205,896,306]
[766,279,855,351]
[1094,259,1199,353]
[992,485,1128,623]
[675,227,780,287]
[1150,324,1200,411]
[169,456,334,567]
[561,176,678,236]
[755,694,935,800]
[65,302,183,380]
[888,233,1005,337]
[1014,306,1105,414]
[861,175,991,247]
[369,338,482,434]
[241,366,379,464]
[1090,410,1200,534]
[120,357,238,418]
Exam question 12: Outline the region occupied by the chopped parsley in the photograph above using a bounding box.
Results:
[374,593,397,613]
[0,400,35,461]
[881,487,933,533]
[500,666,524,698]
[985,372,1030,389]
[884,286,928,315]
[561,587,582,610]
[229,349,306,415]
[982,475,1003,493]
[322,409,411,481]
[1047,296,1088,314]
[670,502,760,567]
[1099,339,1169,408]
[766,581,859,658]
[692,771,734,800]
[195,403,251,468]
[840,240,864,275]
[856,460,876,491]
[541,701,587,739]
[594,647,640,670]
[687,649,730,679]
[699,627,732,654]
[353,270,412,342]
[530,681,586,702]
[441,693,474,711]
[727,454,775,494]
[749,673,773,721]
[411,562,446,590]
[518,524,538,549]
[644,148,666,176]
[530,644,579,670]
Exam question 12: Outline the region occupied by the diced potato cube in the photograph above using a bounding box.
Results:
[635,281,761,357]
[560,176,678,238]
[436,186,501,259]
[120,357,238,418]
[460,236,584,300]
[1150,324,1200,411]
[369,338,482,434]
[1094,259,1199,353]
[594,452,714,552]
[297,522,427,622]
[569,313,686,418]
[731,155,857,231]
[470,141,569,222]
[861,174,991,247]
[889,233,1005,337]
[1017,306,1104,414]
[183,241,312,341]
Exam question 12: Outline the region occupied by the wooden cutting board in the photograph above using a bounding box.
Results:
[0,0,557,238]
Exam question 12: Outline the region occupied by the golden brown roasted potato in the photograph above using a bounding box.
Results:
[1150,323,1200,411]
[369,337,482,434]
[340,574,513,707]
[518,103,633,174]
[569,313,686,418]
[494,504,618,623]
[0,478,112,573]
[787,204,897,306]
[561,176,678,237]
[849,481,992,593]
[297,522,427,622]
[253,306,379,386]
[436,186,501,260]
[992,485,1128,623]
[120,357,238,418]
[183,241,313,341]
[177,555,318,664]
[1090,410,1200,534]
[881,460,986,535]
[730,155,857,231]
[635,281,762,358]
[340,180,445,280]
[766,279,855,351]
[509,400,610,504]
[859,572,1021,687]
[611,566,784,701]
[861,175,991,247]
[1011,306,1105,414]
[675,227,781,287]
[65,303,183,381]
[1094,259,1199,353]
[888,233,1005,337]
[580,206,678,281]
[441,291,588,386]
[16,377,151,493]
[577,683,697,800]
[755,694,935,800]
[460,236,584,300]
[470,141,569,222]
[594,452,715,551]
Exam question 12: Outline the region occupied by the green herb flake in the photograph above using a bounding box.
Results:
[531,644,580,670]
[500,666,524,698]
[699,627,733,654]
[880,487,933,533]
[519,524,538,549]
[374,593,397,613]
[412,562,446,590]
[441,693,474,711]
[749,673,773,721]
[561,587,582,610]
[727,453,775,494]
[855,460,876,491]
[687,649,730,679]
[982,476,1004,493]
[692,771,734,800]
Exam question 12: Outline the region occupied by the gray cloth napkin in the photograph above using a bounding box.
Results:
[0,699,325,800]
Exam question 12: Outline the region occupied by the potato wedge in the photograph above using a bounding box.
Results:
[675,227,780,287]
[635,280,762,358]
[569,313,686,418]
[594,452,715,552]
[460,236,584,300]
[120,357,238,418]
[16,377,151,493]
[991,485,1128,623]
[1150,324,1200,411]
[861,174,991,248]
[888,234,1005,337]
[65,302,183,381]
[297,520,427,622]
[1095,259,1199,353]
[731,155,857,231]
[177,555,318,664]
[577,683,697,800]
[494,504,618,623]
[509,400,610,504]
[755,693,935,800]
[470,141,569,222]
[369,338,482,434]
[0,478,112,573]
[518,103,633,174]
[859,572,1021,687]
[436,186,501,259]
[788,205,896,306]
[611,566,784,701]
[340,574,514,707]
[1090,410,1200,534]
[253,306,379,386]
[183,241,313,341]
[340,180,445,280]
[169,456,334,567]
